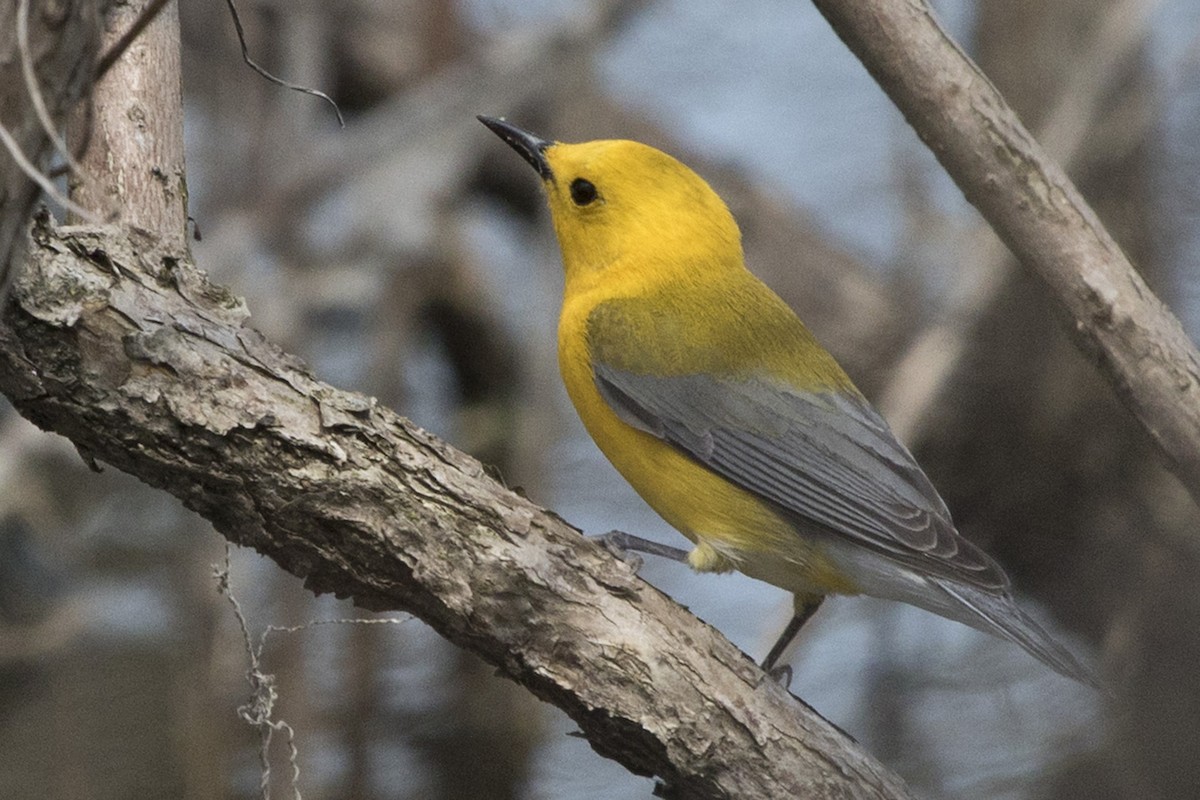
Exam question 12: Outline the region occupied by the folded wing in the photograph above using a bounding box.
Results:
[593,364,1007,593]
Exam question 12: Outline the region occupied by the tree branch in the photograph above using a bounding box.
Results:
[0,218,913,799]
[876,0,1157,442]
[72,0,187,247]
[811,0,1200,507]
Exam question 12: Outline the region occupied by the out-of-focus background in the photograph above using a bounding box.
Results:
[2,0,1199,797]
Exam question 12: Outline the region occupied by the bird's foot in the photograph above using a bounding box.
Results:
[592,531,644,569]
[590,530,689,570]
[766,663,794,689]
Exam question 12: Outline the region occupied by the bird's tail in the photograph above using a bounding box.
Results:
[932,579,1101,691]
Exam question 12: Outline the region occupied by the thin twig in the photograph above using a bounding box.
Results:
[17,0,78,173]
[0,118,100,222]
[214,545,409,800]
[19,0,117,222]
[223,0,345,128]
[215,545,298,800]
[261,615,410,648]
[94,0,172,81]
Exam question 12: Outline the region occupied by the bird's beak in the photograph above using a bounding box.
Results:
[477,116,554,181]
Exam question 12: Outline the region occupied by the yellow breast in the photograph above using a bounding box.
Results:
[556,286,857,596]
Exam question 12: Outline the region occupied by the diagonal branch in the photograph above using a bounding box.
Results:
[811,0,1200,509]
[0,217,913,800]
[877,0,1159,442]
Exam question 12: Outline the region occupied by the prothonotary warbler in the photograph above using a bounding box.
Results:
[478,115,1097,689]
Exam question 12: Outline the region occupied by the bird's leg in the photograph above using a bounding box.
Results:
[591,530,690,568]
[761,594,825,685]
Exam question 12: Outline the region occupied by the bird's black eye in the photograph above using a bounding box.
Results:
[570,178,598,206]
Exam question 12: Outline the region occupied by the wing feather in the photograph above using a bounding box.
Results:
[593,365,1005,590]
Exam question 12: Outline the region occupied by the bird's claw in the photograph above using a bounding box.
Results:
[591,531,645,570]
[767,664,794,689]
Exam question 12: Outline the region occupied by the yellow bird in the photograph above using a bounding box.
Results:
[478,115,1096,688]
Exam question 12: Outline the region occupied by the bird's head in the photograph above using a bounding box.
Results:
[479,116,743,293]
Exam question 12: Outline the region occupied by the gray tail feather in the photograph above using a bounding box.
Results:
[933,579,1101,691]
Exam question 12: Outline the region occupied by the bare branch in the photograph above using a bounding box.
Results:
[73,0,187,247]
[17,0,79,173]
[812,0,1200,508]
[877,0,1159,440]
[0,119,99,222]
[222,0,344,128]
[0,220,914,800]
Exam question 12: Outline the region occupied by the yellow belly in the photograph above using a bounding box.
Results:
[557,299,857,597]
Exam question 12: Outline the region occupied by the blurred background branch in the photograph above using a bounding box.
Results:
[814,0,1200,509]
[0,0,97,291]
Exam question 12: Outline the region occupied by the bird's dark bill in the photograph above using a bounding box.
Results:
[478,116,554,181]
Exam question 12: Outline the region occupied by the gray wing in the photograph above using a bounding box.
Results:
[594,364,1006,591]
